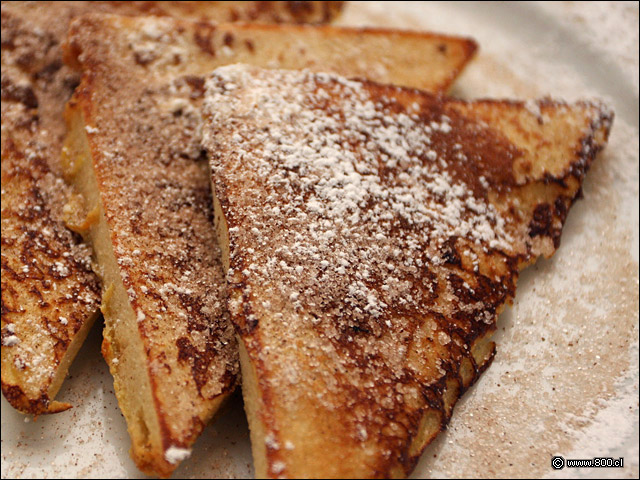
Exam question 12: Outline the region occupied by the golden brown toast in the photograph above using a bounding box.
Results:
[0,0,342,417]
[114,1,346,25]
[1,1,105,416]
[62,13,478,477]
[201,65,613,478]
[1,139,100,415]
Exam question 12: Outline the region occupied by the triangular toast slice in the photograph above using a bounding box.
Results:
[2,2,103,416]
[1,0,343,417]
[62,13,477,477]
[201,65,612,478]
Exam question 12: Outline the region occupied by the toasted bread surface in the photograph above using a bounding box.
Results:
[62,13,478,476]
[127,1,346,25]
[1,139,100,415]
[1,2,104,416]
[201,66,612,478]
[1,0,342,417]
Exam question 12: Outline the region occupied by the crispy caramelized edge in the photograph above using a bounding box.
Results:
[451,97,613,184]
[1,308,101,416]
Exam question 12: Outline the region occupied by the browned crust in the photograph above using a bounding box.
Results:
[232,255,512,478]
[208,84,517,466]
[242,329,499,478]
[449,97,613,184]
[1,137,101,415]
[0,384,68,415]
[447,97,613,261]
[63,20,247,475]
[203,68,612,478]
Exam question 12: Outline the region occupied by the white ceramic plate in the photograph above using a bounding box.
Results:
[2,2,638,478]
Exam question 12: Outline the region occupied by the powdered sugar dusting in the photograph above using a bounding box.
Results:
[202,65,610,474]
[2,335,20,347]
[1,3,636,479]
[205,67,519,343]
[164,446,192,465]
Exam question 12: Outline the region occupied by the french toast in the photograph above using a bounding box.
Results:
[2,1,105,416]
[1,0,342,416]
[62,12,477,477]
[1,138,100,415]
[201,65,613,478]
